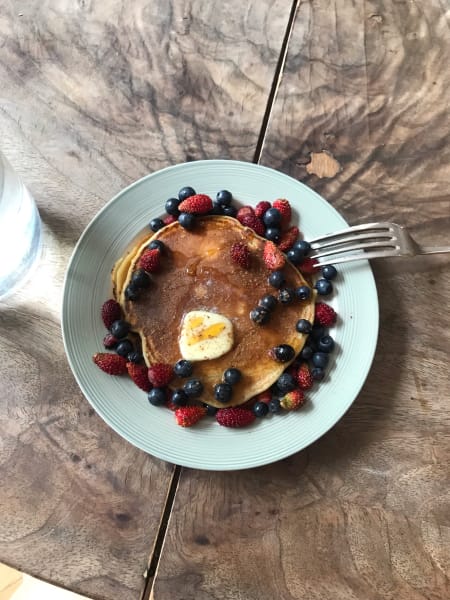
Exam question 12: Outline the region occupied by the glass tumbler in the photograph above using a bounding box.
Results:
[0,151,42,300]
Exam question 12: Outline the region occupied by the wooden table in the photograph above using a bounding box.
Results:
[1,2,449,599]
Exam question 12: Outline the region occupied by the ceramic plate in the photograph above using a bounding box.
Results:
[62,160,378,470]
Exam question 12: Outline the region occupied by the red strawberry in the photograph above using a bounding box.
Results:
[280,389,305,411]
[315,302,337,326]
[263,241,286,271]
[230,242,251,269]
[216,407,256,428]
[175,405,206,427]
[127,362,152,392]
[178,194,213,214]
[148,363,173,387]
[254,201,271,218]
[254,390,271,404]
[139,248,160,273]
[240,213,265,236]
[93,353,127,375]
[298,257,319,275]
[165,399,178,412]
[163,214,177,225]
[103,333,118,349]
[101,299,122,330]
[273,199,292,228]
[296,363,313,390]
[278,226,300,252]
[236,206,255,223]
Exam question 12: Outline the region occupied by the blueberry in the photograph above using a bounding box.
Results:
[223,368,241,385]
[258,294,277,312]
[312,352,329,368]
[276,373,297,393]
[300,345,313,360]
[174,359,193,378]
[296,319,312,334]
[262,207,281,227]
[253,401,269,417]
[315,278,333,295]
[311,367,325,381]
[222,205,237,217]
[171,389,188,406]
[216,190,233,206]
[318,335,335,353]
[184,378,203,398]
[268,270,285,289]
[209,201,224,215]
[203,403,218,416]
[110,320,130,339]
[125,284,139,301]
[178,212,196,230]
[131,269,151,288]
[250,306,270,325]
[214,383,233,403]
[116,339,134,357]
[311,325,325,340]
[149,218,164,232]
[178,186,196,201]
[278,288,295,304]
[265,227,281,243]
[321,265,337,280]
[295,285,311,301]
[271,344,295,363]
[293,240,311,255]
[127,351,143,363]
[268,398,281,414]
[148,388,166,406]
[286,248,304,265]
[165,197,181,216]
[148,239,165,252]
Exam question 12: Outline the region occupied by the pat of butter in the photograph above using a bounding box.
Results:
[179,310,233,361]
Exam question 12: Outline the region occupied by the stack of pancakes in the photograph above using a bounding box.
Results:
[112,216,315,408]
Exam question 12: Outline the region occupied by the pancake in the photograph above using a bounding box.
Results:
[114,216,315,408]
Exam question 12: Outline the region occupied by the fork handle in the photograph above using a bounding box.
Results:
[419,246,450,255]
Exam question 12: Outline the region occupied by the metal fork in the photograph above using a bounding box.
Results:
[309,222,450,266]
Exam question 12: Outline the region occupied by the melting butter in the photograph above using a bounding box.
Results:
[179,310,233,361]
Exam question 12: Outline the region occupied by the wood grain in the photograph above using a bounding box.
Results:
[151,1,450,599]
[0,1,293,598]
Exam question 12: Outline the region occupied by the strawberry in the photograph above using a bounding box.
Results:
[236,206,255,223]
[273,199,291,228]
[280,389,305,411]
[178,194,213,214]
[314,302,337,326]
[298,257,319,275]
[101,299,122,330]
[263,241,286,271]
[175,405,206,427]
[93,353,127,375]
[163,214,177,225]
[216,407,256,428]
[127,362,152,392]
[138,248,160,273]
[230,241,251,269]
[296,363,313,390]
[254,390,272,404]
[103,333,118,349]
[165,399,178,412]
[239,213,265,236]
[278,226,300,252]
[148,362,173,387]
[254,201,271,218]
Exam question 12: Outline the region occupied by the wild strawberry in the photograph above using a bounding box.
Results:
[298,257,319,275]
[216,407,256,428]
[148,363,173,387]
[165,399,178,411]
[254,201,271,218]
[254,390,272,404]
[315,302,337,326]
[278,226,300,252]
[236,206,255,223]
[280,389,305,411]
[93,353,127,375]
[230,241,251,269]
[101,299,122,330]
[273,199,291,228]
[103,333,118,349]
[139,248,160,273]
[296,363,313,390]
[163,214,177,225]
[127,362,152,392]
[175,405,206,427]
[178,194,213,214]
[263,241,286,271]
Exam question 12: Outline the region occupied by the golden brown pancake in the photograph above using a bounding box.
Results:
[114,216,315,408]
